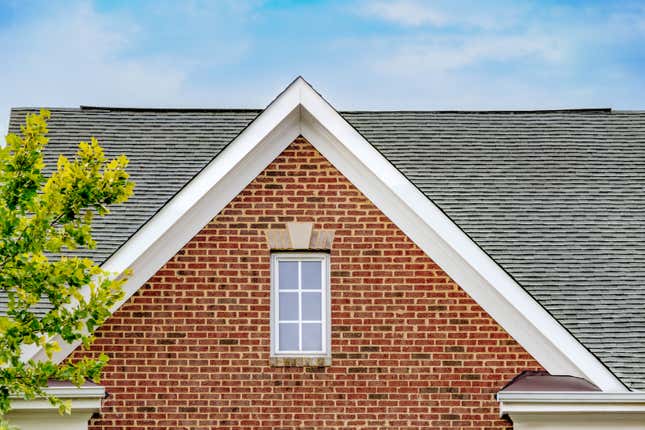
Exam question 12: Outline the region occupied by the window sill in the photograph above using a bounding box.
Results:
[270,355,331,367]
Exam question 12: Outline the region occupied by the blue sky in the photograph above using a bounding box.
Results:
[2,0,645,134]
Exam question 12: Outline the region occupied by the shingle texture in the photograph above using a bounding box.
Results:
[9,108,260,263]
[6,106,645,390]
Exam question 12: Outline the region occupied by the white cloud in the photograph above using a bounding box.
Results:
[0,0,259,136]
[347,0,643,108]
[605,3,645,38]
[0,1,191,135]
[372,33,567,76]
[361,0,447,27]
[358,0,525,30]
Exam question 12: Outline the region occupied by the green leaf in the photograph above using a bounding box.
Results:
[0,109,134,428]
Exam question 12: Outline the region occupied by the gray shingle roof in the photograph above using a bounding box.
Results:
[6,106,645,390]
[9,108,260,263]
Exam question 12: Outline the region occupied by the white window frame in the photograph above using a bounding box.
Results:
[270,252,331,358]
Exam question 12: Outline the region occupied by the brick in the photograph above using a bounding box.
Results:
[70,137,540,430]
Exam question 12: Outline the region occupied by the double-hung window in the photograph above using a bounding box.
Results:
[271,253,330,358]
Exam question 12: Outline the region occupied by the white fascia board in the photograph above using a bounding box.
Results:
[27,77,627,392]
[29,82,303,364]
[101,106,300,307]
[101,85,301,281]
[38,385,105,399]
[498,391,645,403]
[498,391,645,414]
[295,79,627,392]
[10,385,105,412]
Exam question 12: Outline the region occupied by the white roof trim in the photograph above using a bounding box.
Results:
[28,77,627,392]
[9,384,105,412]
[498,391,645,403]
[497,391,645,414]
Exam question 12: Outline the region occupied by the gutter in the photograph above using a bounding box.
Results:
[9,384,105,412]
[498,391,645,415]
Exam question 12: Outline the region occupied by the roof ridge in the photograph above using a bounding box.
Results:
[12,107,619,114]
[341,108,613,114]
[79,106,263,113]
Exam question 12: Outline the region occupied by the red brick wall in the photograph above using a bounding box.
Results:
[71,137,541,430]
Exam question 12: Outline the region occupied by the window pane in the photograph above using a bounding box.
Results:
[302,323,322,351]
[279,323,299,351]
[301,261,321,290]
[301,292,322,320]
[279,261,298,290]
[279,292,299,321]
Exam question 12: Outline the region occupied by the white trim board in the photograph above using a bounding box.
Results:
[497,391,645,414]
[7,385,104,430]
[9,384,105,412]
[497,391,645,430]
[270,253,332,359]
[29,77,627,392]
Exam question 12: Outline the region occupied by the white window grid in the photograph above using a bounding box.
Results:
[271,253,330,356]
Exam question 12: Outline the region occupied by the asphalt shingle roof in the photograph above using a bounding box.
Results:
[6,106,645,390]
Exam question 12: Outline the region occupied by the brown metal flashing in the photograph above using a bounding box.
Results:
[501,370,601,392]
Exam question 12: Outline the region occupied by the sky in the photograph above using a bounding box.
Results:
[2,0,645,134]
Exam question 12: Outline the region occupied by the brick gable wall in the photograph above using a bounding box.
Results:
[70,137,541,430]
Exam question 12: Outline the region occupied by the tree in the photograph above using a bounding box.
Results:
[0,110,134,428]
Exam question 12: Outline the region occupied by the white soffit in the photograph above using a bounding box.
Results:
[29,77,627,392]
